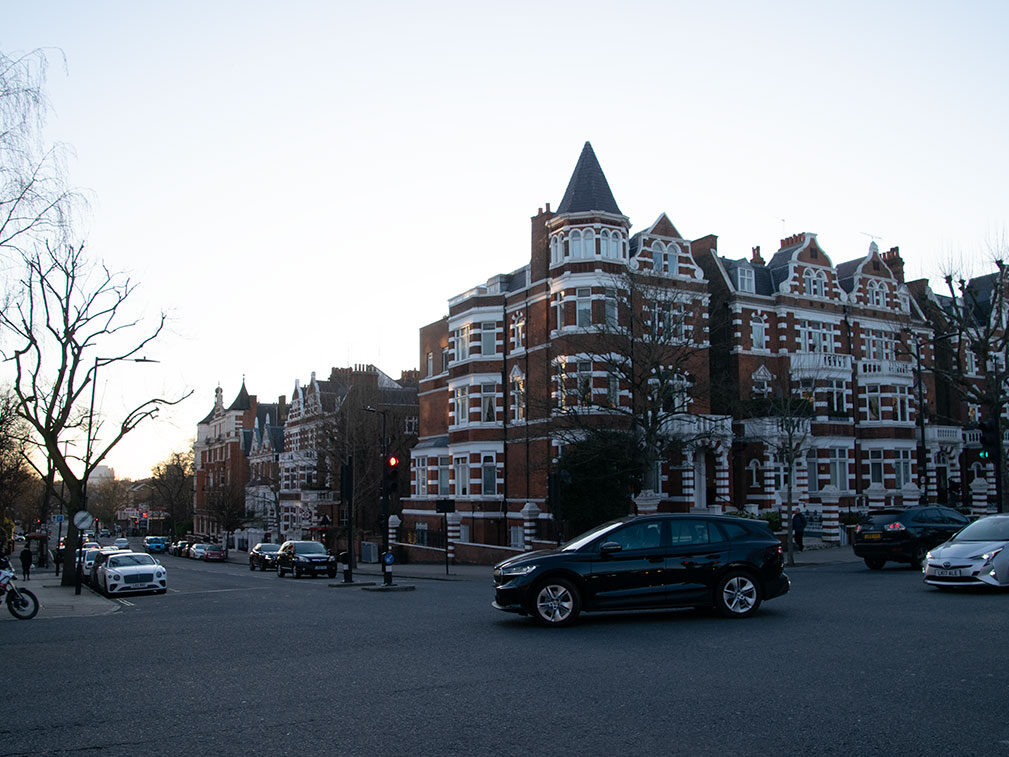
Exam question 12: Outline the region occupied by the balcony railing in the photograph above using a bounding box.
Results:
[790,353,853,376]
[661,413,733,439]
[925,425,962,444]
[857,359,913,378]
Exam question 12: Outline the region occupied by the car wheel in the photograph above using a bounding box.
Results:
[102,577,111,598]
[156,588,167,595]
[249,561,255,571]
[911,545,928,569]
[277,565,285,577]
[715,570,761,619]
[864,557,885,570]
[531,578,581,627]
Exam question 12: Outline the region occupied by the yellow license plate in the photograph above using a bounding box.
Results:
[863,533,881,540]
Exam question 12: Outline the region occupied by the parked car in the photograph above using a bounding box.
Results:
[88,547,132,586]
[492,513,790,627]
[202,544,227,562]
[923,514,1009,588]
[99,529,111,538]
[143,536,168,553]
[188,543,209,560]
[275,540,337,578]
[75,547,102,584]
[170,541,190,557]
[94,551,167,596]
[853,506,970,570]
[249,543,280,571]
[113,537,130,549]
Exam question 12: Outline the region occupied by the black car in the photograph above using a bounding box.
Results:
[275,540,337,578]
[852,505,970,570]
[249,542,281,571]
[492,513,790,627]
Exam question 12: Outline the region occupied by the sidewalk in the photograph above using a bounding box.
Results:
[0,564,118,622]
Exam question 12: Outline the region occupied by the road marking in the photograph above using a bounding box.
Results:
[116,599,135,606]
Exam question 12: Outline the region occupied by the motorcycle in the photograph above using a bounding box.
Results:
[0,556,39,620]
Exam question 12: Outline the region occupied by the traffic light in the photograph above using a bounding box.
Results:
[980,419,997,460]
[382,455,400,496]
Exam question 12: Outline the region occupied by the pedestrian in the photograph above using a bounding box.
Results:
[792,508,807,552]
[19,543,33,580]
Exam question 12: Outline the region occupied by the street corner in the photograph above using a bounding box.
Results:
[30,581,120,619]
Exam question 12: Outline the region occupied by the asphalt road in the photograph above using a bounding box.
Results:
[4,547,1008,757]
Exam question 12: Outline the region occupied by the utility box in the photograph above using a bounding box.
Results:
[360,541,379,564]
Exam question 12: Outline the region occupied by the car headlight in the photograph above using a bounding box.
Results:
[110,573,121,581]
[499,563,537,577]
[296,556,308,562]
[155,571,164,579]
[979,548,1004,565]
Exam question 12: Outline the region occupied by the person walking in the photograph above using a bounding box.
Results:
[792,508,807,552]
[19,543,33,580]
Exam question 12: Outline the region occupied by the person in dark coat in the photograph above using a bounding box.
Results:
[19,544,33,580]
[792,508,807,552]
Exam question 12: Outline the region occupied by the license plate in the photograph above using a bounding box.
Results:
[863,533,881,540]
[933,568,962,577]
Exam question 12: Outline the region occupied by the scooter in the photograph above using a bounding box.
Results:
[0,556,39,620]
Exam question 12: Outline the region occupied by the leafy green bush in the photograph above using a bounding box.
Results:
[759,511,782,532]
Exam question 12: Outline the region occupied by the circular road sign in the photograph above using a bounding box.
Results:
[73,510,94,531]
[382,551,396,566]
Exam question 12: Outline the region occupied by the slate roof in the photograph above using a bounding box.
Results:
[414,435,449,450]
[227,381,252,411]
[556,142,622,216]
[967,273,999,321]
[721,258,777,297]
[835,258,863,294]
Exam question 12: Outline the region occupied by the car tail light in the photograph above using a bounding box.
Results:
[855,524,862,533]
[885,521,906,532]
[775,545,782,555]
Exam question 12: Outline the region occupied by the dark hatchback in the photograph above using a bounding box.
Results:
[249,543,281,571]
[493,513,789,627]
[275,540,337,578]
[852,505,970,570]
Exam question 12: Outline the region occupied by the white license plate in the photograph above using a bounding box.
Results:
[933,568,962,577]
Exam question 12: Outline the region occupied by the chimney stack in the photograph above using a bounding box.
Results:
[751,245,764,265]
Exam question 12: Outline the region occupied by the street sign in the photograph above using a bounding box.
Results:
[55,514,64,523]
[73,510,94,531]
[436,499,455,513]
[382,551,396,566]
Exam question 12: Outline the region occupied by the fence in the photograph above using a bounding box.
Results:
[395,526,446,550]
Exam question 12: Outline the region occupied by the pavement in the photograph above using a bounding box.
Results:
[0,563,118,621]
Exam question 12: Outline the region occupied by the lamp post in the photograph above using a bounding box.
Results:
[907,330,955,504]
[77,356,159,594]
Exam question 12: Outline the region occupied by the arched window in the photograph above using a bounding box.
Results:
[751,315,767,350]
[581,229,595,258]
[804,269,826,297]
[869,280,885,308]
[550,235,561,265]
[747,459,761,488]
[568,230,581,259]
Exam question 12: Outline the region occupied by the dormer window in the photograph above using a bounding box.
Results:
[652,242,678,275]
[803,268,826,297]
[867,280,885,308]
[737,267,755,293]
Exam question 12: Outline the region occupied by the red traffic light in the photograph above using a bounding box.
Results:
[387,455,400,468]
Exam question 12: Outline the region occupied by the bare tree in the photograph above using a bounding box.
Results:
[89,478,128,532]
[547,268,716,508]
[150,450,193,538]
[0,242,190,584]
[937,251,1009,511]
[1,48,82,258]
[205,480,248,555]
[0,388,33,553]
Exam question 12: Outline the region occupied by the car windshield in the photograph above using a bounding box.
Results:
[951,518,1009,543]
[108,554,156,568]
[294,542,326,555]
[560,519,626,552]
[259,545,280,553]
[207,546,223,551]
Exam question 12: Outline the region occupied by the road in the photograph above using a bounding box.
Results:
[3,541,1007,756]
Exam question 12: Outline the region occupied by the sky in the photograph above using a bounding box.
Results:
[3,0,1008,480]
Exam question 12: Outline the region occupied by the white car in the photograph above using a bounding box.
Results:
[76,548,102,583]
[924,514,1009,588]
[95,552,168,596]
[113,537,129,549]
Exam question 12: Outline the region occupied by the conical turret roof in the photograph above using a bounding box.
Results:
[556,142,622,215]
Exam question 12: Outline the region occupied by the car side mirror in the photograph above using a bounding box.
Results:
[599,541,622,556]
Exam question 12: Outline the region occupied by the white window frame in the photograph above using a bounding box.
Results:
[454,456,469,497]
[737,267,755,293]
[481,454,497,495]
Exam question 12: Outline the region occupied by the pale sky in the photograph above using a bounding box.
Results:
[4,0,1008,479]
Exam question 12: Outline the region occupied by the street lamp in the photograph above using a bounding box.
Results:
[76,355,159,594]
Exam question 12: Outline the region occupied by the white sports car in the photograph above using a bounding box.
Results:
[96,552,168,596]
[923,514,1009,589]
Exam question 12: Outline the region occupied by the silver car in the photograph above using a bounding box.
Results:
[923,514,1009,588]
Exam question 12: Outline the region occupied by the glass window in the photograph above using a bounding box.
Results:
[737,267,755,293]
[576,288,592,327]
[868,449,883,485]
[604,288,618,327]
[669,520,711,546]
[607,373,619,407]
[895,386,910,422]
[751,316,767,350]
[425,352,433,377]
[481,455,496,495]
[481,385,496,422]
[555,294,564,331]
[453,387,468,425]
[416,458,428,496]
[895,450,913,488]
[453,324,471,361]
[866,385,881,421]
[512,315,525,350]
[454,457,469,496]
[576,361,592,404]
[480,323,496,356]
[828,449,847,489]
[510,374,526,421]
[608,521,664,550]
[806,450,819,492]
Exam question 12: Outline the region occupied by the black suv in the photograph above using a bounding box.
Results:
[852,505,970,570]
[275,540,337,578]
[493,513,790,627]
